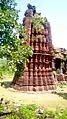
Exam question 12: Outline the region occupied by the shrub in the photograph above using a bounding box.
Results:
[19,105,37,119]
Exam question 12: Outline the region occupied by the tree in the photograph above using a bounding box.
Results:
[0,0,33,79]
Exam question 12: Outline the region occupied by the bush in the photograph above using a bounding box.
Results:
[0,100,67,119]
[19,104,38,119]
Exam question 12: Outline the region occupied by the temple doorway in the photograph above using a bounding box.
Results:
[55,58,61,69]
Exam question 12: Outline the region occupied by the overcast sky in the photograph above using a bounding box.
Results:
[16,0,67,49]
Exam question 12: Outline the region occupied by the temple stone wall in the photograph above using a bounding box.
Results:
[13,6,56,91]
[13,4,67,91]
[53,47,67,83]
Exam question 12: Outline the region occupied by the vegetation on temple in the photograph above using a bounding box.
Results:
[31,14,48,30]
[24,3,48,31]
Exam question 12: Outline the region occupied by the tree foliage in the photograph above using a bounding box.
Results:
[0,0,33,74]
[0,1,48,78]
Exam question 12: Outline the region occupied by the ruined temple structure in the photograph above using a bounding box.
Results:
[53,47,67,82]
[13,4,56,91]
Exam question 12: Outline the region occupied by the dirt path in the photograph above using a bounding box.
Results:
[0,84,67,108]
[0,76,67,108]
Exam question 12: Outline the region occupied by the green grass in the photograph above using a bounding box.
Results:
[58,82,67,88]
[0,58,14,77]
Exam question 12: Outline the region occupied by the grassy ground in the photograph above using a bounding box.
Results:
[0,75,67,109]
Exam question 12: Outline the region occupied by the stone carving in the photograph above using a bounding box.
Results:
[24,4,36,17]
[13,4,56,91]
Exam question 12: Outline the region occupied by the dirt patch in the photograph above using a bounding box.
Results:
[0,84,67,108]
[0,76,67,108]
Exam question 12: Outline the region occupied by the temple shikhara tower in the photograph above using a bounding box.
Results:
[13,4,56,91]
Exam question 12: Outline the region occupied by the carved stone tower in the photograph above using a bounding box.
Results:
[13,4,56,91]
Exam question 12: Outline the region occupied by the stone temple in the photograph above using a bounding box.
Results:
[13,4,56,91]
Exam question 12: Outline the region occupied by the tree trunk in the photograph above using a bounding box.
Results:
[12,63,24,85]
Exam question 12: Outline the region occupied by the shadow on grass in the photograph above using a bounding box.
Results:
[52,91,67,100]
[0,81,12,88]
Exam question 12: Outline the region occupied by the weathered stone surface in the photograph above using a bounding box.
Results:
[13,4,56,91]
